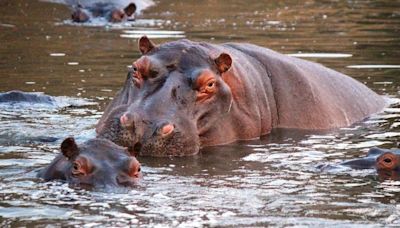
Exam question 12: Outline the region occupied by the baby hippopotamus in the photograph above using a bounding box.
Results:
[321,147,400,180]
[71,2,137,23]
[38,137,141,188]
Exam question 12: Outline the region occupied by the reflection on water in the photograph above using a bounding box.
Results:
[287,53,353,58]
[347,65,400,69]
[60,18,166,29]
[120,29,185,39]
[1,0,400,226]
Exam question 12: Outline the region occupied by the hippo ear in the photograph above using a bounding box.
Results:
[61,137,79,159]
[214,53,232,74]
[124,3,136,16]
[138,36,156,54]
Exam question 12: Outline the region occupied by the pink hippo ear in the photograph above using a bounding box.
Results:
[61,137,79,159]
[214,53,232,74]
[138,36,156,54]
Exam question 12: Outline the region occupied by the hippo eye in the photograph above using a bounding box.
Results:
[166,64,176,71]
[73,162,81,170]
[71,162,82,176]
[148,69,159,78]
[71,157,92,176]
[384,158,392,163]
[204,79,216,93]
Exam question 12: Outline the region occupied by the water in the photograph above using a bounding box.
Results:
[1,0,400,226]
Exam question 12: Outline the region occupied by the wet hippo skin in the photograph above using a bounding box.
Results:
[38,137,141,188]
[71,2,137,23]
[321,147,400,180]
[96,37,386,157]
[0,90,55,104]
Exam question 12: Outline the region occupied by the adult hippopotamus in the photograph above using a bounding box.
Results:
[96,37,385,157]
[71,2,137,23]
[38,137,141,188]
[320,147,400,180]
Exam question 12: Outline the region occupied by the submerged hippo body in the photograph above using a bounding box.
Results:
[0,90,55,104]
[97,37,385,156]
[321,147,400,180]
[71,2,137,23]
[38,137,141,188]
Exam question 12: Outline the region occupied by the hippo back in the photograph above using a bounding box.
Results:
[0,90,55,104]
[221,43,385,129]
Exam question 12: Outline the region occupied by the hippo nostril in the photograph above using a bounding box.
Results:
[133,142,142,152]
[161,124,174,137]
[120,113,134,128]
[129,158,141,178]
[120,114,128,126]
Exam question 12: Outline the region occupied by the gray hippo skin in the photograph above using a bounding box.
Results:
[322,147,400,180]
[71,2,136,23]
[0,90,55,104]
[38,137,141,188]
[96,37,386,157]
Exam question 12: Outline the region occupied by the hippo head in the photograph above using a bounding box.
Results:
[71,6,90,23]
[39,137,141,188]
[115,37,234,156]
[110,3,136,22]
[71,3,136,23]
[337,148,400,180]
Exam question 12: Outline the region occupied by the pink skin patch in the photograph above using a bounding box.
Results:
[161,124,174,137]
[120,114,130,127]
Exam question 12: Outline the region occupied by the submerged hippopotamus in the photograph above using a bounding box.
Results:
[71,2,137,23]
[320,147,400,180]
[0,90,55,104]
[38,137,141,188]
[96,37,385,157]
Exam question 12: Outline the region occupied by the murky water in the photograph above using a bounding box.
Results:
[1,0,400,226]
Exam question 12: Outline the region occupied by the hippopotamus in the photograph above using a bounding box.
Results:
[96,37,386,157]
[38,137,141,188]
[320,147,400,181]
[0,90,55,104]
[71,2,137,23]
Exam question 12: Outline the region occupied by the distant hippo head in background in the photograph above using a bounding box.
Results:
[71,2,137,23]
[38,137,141,188]
[114,37,235,156]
